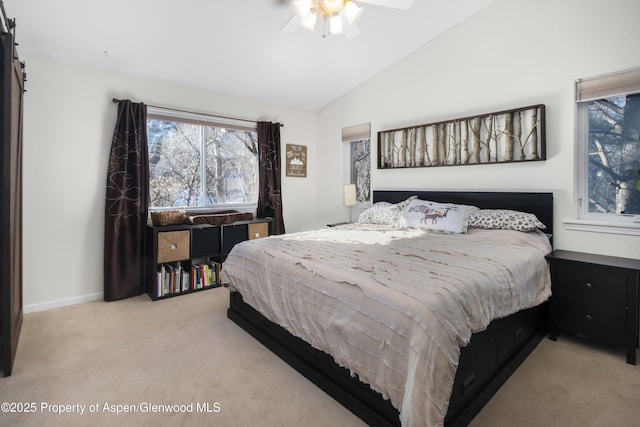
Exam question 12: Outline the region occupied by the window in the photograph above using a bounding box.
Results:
[146,109,258,209]
[350,139,371,203]
[342,123,371,203]
[574,68,640,232]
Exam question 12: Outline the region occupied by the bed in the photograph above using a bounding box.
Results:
[223,190,553,426]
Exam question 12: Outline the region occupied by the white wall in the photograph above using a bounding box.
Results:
[22,56,317,312]
[316,0,640,259]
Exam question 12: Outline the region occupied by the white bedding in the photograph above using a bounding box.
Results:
[221,224,552,426]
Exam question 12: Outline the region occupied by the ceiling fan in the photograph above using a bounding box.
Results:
[281,0,414,38]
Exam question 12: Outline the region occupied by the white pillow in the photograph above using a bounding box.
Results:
[394,199,478,234]
[394,195,417,212]
[391,195,417,223]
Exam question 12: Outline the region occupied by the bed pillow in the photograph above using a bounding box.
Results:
[394,199,478,234]
[394,195,418,212]
[391,195,418,223]
[357,202,399,225]
[468,209,546,232]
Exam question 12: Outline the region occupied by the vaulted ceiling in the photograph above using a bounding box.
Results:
[4,0,493,111]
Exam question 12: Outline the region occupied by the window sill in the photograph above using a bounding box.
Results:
[564,218,640,236]
[151,204,257,213]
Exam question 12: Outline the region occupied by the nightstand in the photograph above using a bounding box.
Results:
[547,250,640,365]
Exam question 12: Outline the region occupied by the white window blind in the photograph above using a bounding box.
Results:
[576,67,640,102]
[342,122,371,142]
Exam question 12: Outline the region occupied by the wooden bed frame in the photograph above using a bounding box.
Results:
[227,190,554,426]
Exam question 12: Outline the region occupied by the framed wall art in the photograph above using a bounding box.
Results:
[285,144,307,177]
[378,104,546,169]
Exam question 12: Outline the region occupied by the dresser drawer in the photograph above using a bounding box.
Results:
[449,334,497,417]
[552,295,627,342]
[555,265,627,307]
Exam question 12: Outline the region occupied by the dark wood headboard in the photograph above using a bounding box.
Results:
[373,190,554,237]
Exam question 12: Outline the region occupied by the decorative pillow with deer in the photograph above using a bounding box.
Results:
[394,199,478,234]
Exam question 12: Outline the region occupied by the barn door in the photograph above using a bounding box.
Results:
[1,25,25,377]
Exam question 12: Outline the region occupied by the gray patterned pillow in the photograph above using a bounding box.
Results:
[357,202,399,225]
[468,209,546,232]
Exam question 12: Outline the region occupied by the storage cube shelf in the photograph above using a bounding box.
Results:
[145,218,272,300]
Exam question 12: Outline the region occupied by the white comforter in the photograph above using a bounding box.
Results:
[221,224,552,426]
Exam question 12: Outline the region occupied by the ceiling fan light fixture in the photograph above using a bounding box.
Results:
[321,0,345,15]
[291,0,313,19]
[328,14,344,34]
[343,1,363,25]
[299,13,318,31]
[283,0,412,38]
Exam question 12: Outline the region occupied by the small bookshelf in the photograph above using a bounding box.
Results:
[145,219,272,300]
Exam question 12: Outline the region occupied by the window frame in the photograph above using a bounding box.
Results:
[567,68,640,236]
[146,106,259,212]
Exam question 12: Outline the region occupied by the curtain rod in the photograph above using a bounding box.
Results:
[111,98,283,127]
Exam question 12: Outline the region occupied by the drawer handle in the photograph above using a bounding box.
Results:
[463,372,476,394]
[586,314,592,321]
[585,282,592,289]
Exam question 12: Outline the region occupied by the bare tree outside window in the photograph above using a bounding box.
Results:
[147,117,258,209]
[350,139,370,203]
[587,93,640,215]
[204,127,258,205]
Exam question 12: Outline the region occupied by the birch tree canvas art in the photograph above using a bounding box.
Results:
[378,104,546,169]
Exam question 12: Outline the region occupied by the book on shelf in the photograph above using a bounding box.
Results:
[156,258,221,298]
[156,262,191,297]
[191,259,222,290]
[182,269,189,292]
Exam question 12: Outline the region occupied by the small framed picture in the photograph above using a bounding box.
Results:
[286,144,307,177]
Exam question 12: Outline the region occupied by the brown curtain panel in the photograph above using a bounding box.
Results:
[104,100,149,301]
[257,121,285,235]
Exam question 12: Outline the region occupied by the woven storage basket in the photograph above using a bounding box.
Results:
[157,230,190,263]
[151,210,186,226]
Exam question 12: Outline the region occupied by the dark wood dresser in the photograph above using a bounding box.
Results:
[547,250,640,364]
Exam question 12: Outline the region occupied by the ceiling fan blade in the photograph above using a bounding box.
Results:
[281,15,300,32]
[355,0,413,10]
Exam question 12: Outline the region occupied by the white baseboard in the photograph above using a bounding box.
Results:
[24,292,104,314]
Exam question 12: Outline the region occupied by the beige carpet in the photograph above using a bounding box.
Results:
[1,287,638,427]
